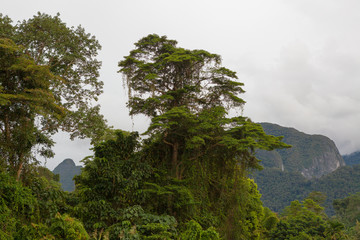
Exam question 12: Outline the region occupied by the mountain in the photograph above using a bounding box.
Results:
[257,123,345,178]
[343,151,360,166]
[52,158,81,192]
[252,123,356,215]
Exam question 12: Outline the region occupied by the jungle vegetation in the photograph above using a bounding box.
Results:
[0,13,359,239]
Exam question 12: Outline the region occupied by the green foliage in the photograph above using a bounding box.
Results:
[180,220,220,240]
[269,198,349,240]
[324,219,347,240]
[49,213,89,240]
[15,213,89,240]
[0,169,90,239]
[270,200,327,239]
[37,165,60,182]
[28,175,68,224]
[0,172,37,224]
[343,151,360,166]
[253,164,360,216]
[333,192,360,227]
[0,13,107,180]
[74,130,179,238]
[314,165,360,215]
[252,168,310,213]
[347,221,360,240]
[261,207,279,238]
[0,37,64,179]
[222,177,264,240]
[119,34,244,119]
[119,34,288,176]
[0,197,16,239]
[117,34,289,239]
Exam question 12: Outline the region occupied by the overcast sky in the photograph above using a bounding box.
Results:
[3,0,360,169]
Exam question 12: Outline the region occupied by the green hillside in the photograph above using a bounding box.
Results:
[343,151,360,166]
[252,168,309,213]
[253,164,360,216]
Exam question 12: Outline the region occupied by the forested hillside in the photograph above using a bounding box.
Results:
[343,151,360,166]
[254,164,360,216]
[1,13,359,239]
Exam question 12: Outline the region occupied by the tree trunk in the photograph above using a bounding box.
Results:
[172,141,179,179]
[3,111,12,169]
[16,161,23,181]
[4,112,10,143]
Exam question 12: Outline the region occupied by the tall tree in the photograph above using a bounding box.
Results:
[0,38,64,179]
[119,34,287,178]
[0,13,107,179]
[119,34,289,238]
[14,13,106,142]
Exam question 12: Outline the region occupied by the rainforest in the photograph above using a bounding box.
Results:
[1,13,360,240]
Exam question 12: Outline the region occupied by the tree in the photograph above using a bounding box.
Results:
[119,34,288,179]
[0,38,64,179]
[119,34,289,238]
[270,198,348,240]
[0,169,87,239]
[0,13,107,179]
[49,213,89,240]
[74,130,182,239]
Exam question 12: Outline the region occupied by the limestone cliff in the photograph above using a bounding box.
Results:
[257,123,345,178]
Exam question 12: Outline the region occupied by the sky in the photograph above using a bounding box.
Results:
[2,0,360,170]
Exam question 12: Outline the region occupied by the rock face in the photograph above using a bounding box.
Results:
[257,123,345,179]
[52,158,81,192]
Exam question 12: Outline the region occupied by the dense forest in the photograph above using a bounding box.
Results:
[254,164,360,216]
[1,13,360,239]
[343,151,360,166]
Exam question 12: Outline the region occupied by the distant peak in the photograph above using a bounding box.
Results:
[52,158,82,192]
[61,158,75,166]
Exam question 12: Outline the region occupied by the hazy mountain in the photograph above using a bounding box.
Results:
[52,158,81,192]
[343,151,360,166]
[257,122,345,178]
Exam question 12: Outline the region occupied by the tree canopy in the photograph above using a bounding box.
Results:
[0,13,107,179]
[118,34,290,238]
[119,34,289,179]
[0,38,64,179]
